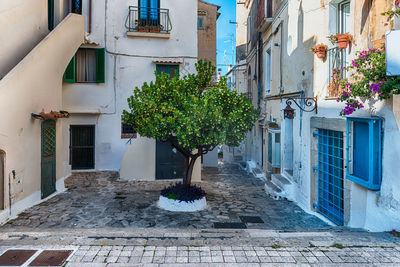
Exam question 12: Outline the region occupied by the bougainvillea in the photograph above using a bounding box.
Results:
[123,60,258,186]
[337,46,400,116]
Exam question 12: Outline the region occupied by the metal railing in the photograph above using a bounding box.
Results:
[125,6,172,33]
[327,47,347,97]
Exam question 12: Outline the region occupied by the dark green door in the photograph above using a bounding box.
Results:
[156,141,185,180]
[41,119,56,199]
[155,64,184,180]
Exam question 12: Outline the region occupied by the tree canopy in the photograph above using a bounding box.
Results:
[123,60,258,185]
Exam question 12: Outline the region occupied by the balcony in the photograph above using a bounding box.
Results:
[257,0,273,32]
[125,6,172,39]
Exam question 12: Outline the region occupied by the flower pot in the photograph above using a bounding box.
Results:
[158,196,207,212]
[337,35,350,49]
[315,50,327,59]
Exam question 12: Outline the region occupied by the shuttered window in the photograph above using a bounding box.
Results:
[346,117,383,190]
[156,64,179,79]
[63,48,105,83]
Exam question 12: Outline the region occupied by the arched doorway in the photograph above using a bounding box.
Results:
[0,150,5,210]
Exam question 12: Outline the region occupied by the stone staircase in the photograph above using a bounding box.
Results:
[264,173,295,200]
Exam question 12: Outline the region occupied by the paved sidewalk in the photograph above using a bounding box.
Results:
[1,243,399,266]
[0,228,399,266]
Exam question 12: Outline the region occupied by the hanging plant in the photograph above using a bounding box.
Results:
[310,43,328,59]
[328,33,355,50]
[381,0,400,18]
[337,46,400,116]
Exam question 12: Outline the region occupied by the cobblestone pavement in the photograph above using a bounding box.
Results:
[2,163,331,230]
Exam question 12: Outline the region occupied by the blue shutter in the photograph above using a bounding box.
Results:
[139,0,148,20]
[150,0,159,20]
[346,117,383,190]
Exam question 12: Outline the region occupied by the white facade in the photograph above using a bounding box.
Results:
[63,0,200,179]
[244,0,400,231]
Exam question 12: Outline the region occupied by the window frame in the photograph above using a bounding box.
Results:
[156,64,180,79]
[198,16,205,30]
[346,117,383,190]
[63,47,105,84]
[265,48,272,96]
[121,122,137,139]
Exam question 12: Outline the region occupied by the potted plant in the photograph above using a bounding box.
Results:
[310,43,328,59]
[158,183,207,212]
[267,121,279,129]
[328,33,355,50]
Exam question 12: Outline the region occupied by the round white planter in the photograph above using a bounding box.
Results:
[158,196,207,212]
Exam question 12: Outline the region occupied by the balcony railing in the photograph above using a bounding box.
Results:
[125,6,172,34]
[327,47,347,97]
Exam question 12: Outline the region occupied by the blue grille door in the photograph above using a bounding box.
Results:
[316,129,344,225]
[41,120,56,199]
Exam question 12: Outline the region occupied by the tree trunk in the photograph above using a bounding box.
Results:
[183,156,198,186]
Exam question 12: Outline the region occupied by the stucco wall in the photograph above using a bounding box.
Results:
[0,14,85,222]
[0,0,70,80]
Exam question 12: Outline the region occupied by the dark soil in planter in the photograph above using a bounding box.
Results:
[161,183,206,202]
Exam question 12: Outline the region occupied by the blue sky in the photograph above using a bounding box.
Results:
[205,0,236,75]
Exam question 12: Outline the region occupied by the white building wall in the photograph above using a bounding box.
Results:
[0,14,85,223]
[258,0,400,231]
[63,0,199,175]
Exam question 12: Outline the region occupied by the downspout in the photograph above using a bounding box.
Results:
[89,0,92,34]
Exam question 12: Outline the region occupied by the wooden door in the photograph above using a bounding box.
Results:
[41,120,56,199]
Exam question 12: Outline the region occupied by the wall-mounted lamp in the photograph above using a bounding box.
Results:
[283,97,318,119]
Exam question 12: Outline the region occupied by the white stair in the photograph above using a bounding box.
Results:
[264,174,296,201]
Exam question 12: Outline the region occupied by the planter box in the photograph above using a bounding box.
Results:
[158,196,207,212]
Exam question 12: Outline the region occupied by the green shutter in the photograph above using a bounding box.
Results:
[63,56,76,83]
[156,64,179,79]
[96,48,106,83]
[48,0,54,31]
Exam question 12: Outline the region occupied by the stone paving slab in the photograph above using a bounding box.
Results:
[1,243,399,266]
[1,164,331,230]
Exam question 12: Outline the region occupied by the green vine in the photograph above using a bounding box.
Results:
[381,9,400,19]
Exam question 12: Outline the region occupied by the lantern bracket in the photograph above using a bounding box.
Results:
[283,97,318,119]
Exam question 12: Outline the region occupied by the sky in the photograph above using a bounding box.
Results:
[205,0,236,76]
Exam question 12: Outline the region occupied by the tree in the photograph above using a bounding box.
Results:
[123,60,258,186]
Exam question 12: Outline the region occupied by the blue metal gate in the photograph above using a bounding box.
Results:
[315,129,344,225]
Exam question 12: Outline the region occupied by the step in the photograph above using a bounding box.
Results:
[233,155,243,161]
[265,179,282,194]
[252,168,266,179]
[238,161,247,170]
[271,174,291,189]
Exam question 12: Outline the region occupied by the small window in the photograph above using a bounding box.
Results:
[347,117,383,190]
[64,48,105,83]
[198,17,204,29]
[71,0,82,14]
[156,64,179,79]
[121,122,137,139]
[265,49,271,95]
